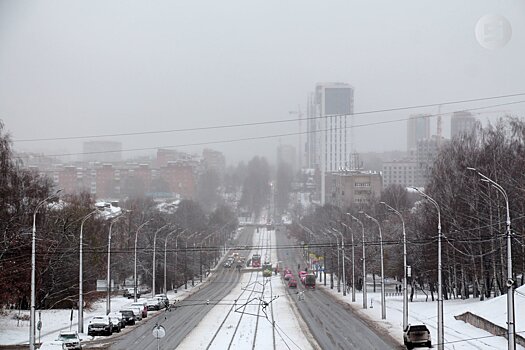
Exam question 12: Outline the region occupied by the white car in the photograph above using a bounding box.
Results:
[55,331,82,350]
[129,306,143,321]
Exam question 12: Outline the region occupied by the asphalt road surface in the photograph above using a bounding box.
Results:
[96,228,254,350]
[275,226,402,350]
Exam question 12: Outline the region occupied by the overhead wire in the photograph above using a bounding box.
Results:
[14,99,525,159]
[12,92,525,143]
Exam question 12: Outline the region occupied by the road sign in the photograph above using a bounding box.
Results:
[152,324,166,339]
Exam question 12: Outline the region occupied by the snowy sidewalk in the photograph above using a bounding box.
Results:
[319,281,525,349]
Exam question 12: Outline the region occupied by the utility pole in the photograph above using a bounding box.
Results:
[351,215,367,309]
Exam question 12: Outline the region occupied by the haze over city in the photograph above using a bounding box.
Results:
[1,0,524,164]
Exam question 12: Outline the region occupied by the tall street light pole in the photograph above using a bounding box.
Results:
[361,211,386,320]
[164,228,179,294]
[134,219,152,302]
[343,220,355,302]
[467,168,515,350]
[380,202,408,330]
[332,227,346,296]
[106,211,129,315]
[30,189,62,350]
[79,209,99,334]
[412,187,443,350]
[325,229,340,292]
[152,224,170,296]
[351,215,367,309]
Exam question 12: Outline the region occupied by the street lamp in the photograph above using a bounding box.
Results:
[411,187,443,350]
[79,209,100,333]
[134,219,152,302]
[350,215,367,309]
[360,211,386,320]
[184,232,199,289]
[380,202,408,330]
[467,168,515,350]
[30,189,62,350]
[106,211,129,315]
[164,228,182,294]
[152,224,170,296]
[331,227,346,297]
[342,220,355,302]
[324,229,340,292]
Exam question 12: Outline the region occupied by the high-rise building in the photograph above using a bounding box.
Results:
[306,82,354,171]
[451,111,478,138]
[407,114,431,151]
[83,141,122,163]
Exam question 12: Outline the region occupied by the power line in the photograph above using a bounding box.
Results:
[19,99,525,159]
[12,92,524,143]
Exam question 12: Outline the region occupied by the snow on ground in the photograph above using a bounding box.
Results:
[319,277,525,349]
[177,228,315,350]
[0,241,235,347]
[0,284,205,346]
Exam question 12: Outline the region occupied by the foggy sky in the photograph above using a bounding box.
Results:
[0,0,524,165]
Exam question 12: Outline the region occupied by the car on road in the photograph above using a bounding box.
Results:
[284,273,293,281]
[55,330,82,350]
[288,279,298,288]
[119,309,136,325]
[109,316,122,333]
[403,324,431,349]
[87,316,113,336]
[223,261,232,268]
[130,301,148,318]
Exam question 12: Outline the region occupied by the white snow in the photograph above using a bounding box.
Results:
[177,228,316,350]
[319,276,525,349]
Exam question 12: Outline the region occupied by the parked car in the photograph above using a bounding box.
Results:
[130,301,148,318]
[154,294,169,308]
[123,288,141,299]
[108,312,126,329]
[55,331,82,350]
[288,279,298,288]
[108,316,122,333]
[403,324,432,349]
[87,316,113,336]
[119,309,136,325]
[146,298,161,311]
[129,306,143,321]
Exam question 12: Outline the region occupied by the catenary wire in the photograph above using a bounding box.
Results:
[12,92,525,143]
[16,100,525,159]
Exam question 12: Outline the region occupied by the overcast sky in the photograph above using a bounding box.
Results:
[0,0,524,165]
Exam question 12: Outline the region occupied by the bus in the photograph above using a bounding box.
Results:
[304,274,316,289]
[252,254,261,267]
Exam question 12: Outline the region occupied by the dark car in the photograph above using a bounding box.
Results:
[288,279,298,288]
[87,316,112,336]
[119,309,136,325]
[403,324,431,349]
